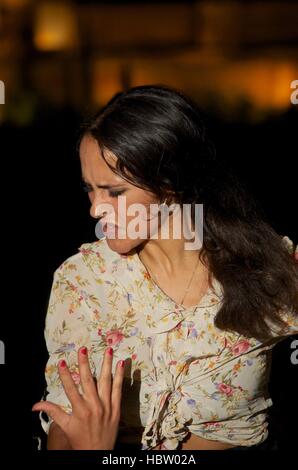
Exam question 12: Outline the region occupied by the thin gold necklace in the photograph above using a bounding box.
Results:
[139,253,201,307]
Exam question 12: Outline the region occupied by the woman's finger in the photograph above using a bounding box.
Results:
[96,347,113,410]
[77,347,98,401]
[58,359,84,412]
[110,360,125,422]
[32,400,71,432]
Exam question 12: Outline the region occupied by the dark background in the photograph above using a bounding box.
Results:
[0,0,297,457]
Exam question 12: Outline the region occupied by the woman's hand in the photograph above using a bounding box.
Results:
[32,346,125,450]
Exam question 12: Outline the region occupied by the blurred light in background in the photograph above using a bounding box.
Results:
[92,59,124,106]
[1,0,30,8]
[33,1,78,51]
[0,1,298,124]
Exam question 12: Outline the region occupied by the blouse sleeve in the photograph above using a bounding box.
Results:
[39,258,95,434]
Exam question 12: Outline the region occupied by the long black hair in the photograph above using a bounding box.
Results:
[81,84,297,341]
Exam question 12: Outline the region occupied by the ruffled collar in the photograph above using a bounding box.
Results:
[105,241,224,335]
[79,237,224,335]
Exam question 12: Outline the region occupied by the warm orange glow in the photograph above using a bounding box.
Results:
[2,0,30,7]
[91,60,123,106]
[212,60,298,112]
[130,57,298,119]
[33,2,78,51]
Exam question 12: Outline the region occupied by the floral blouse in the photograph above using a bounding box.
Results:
[40,236,298,450]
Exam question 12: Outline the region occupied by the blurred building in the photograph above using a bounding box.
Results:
[0,0,298,123]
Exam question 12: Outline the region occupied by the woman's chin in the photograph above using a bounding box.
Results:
[105,237,141,255]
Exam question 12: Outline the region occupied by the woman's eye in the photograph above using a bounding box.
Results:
[109,190,125,198]
[81,182,125,197]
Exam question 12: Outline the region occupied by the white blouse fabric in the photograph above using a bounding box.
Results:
[40,237,298,449]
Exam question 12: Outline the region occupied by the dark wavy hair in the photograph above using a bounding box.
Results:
[81,84,297,341]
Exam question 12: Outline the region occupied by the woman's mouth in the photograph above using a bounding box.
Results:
[102,222,120,237]
[103,222,116,231]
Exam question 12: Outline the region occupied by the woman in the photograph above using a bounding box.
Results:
[32,85,298,450]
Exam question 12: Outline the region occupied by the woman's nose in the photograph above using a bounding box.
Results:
[89,193,112,220]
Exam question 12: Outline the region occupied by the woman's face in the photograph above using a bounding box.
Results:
[79,134,161,254]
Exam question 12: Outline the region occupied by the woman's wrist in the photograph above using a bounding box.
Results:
[47,421,72,450]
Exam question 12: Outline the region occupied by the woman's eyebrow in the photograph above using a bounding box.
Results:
[81,176,126,189]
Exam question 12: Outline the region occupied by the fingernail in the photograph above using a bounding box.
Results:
[59,359,67,368]
[120,360,125,368]
[81,347,87,355]
[107,347,113,356]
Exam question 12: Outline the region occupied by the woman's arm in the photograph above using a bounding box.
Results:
[33,347,125,450]
[47,422,72,450]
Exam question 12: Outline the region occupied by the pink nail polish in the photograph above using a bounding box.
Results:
[81,347,87,355]
[59,359,67,368]
[107,347,113,356]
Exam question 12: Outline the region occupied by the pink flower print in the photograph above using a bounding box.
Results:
[203,422,221,428]
[231,339,250,355]
[80,248,92,255]
[97,328,102,336]
[132,354,137,360]
[106,329,124,346]
[79,290,88,299]
[217,383,234,397]
[169,360,177,366]
[71,372,80,385]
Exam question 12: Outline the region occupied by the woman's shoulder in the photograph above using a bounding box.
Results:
[78,237,119,268]
[55,237,120,279]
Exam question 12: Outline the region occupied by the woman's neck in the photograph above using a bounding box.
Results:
[137,237,202,279]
